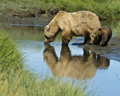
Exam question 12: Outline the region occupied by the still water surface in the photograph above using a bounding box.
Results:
[0,23,120,96]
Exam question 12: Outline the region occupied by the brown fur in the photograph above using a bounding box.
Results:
[44,11,101,44]
[43,44,109,79]
[90,26,112,46]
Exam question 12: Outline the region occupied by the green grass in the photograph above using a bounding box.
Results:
[0,30,91,96]
[112,25,120,38]
[0,30,23,72]
[0,70,89,96]
[0,0,120,19]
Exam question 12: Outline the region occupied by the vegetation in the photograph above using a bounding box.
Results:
[0,70,89,96]
[0,0,120,19]
[0,31,23,72]
[112,26,120,38]
[0,30,91,96]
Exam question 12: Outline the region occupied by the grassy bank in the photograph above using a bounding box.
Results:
[0,70,89,96]
[0,31,23,72]
[0,0,120,19]
[0,31,91,96]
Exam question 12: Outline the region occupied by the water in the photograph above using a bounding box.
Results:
[0,23,120,96]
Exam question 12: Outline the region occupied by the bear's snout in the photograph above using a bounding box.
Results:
[44,38,50,44]
[45,35,49,39]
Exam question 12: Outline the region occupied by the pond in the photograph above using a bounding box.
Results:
[0,21,120,96]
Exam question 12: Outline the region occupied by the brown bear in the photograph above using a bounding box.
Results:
[90,26,112,46]
[44,11,101,45]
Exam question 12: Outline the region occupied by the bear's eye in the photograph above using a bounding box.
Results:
[92,35,94,37]
[94,33,96,34]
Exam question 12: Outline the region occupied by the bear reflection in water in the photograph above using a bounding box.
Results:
[43,44,110,80]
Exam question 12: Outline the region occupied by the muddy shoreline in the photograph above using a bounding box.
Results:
[0,17,120,62]
[76,37,120,62]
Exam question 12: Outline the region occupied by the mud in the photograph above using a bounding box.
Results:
[75,37,120,62]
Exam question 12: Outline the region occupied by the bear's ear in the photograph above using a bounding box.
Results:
[98,28,102,31]
[46,25,50,31]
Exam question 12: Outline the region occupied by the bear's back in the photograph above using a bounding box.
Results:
[101,26,112,34]
[66,11,100,30]
[68,11,101,33]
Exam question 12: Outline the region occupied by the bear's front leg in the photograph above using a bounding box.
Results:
[99,35,107,47]
[83,36,91,45]
[62,27,72,45]
[92,36,102,45]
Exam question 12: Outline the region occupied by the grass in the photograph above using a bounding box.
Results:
[0,70,89,96]
[112,25,120,38]
[0,0,120,19]
[0,30,91,96]
[0,30,23,72]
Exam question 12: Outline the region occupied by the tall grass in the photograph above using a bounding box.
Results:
[0,0,120,19]
[0,30,23,72]
[0,30,91,96]
[53,0,120,19]
[0,69,89,96]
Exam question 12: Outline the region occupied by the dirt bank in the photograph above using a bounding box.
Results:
[0,7,59,24]
[76,37,120,62]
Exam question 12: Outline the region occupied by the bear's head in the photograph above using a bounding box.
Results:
[44,24,60,44]
[90,28,102,44]
[44,25,56,43]
[94,28,102,35]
